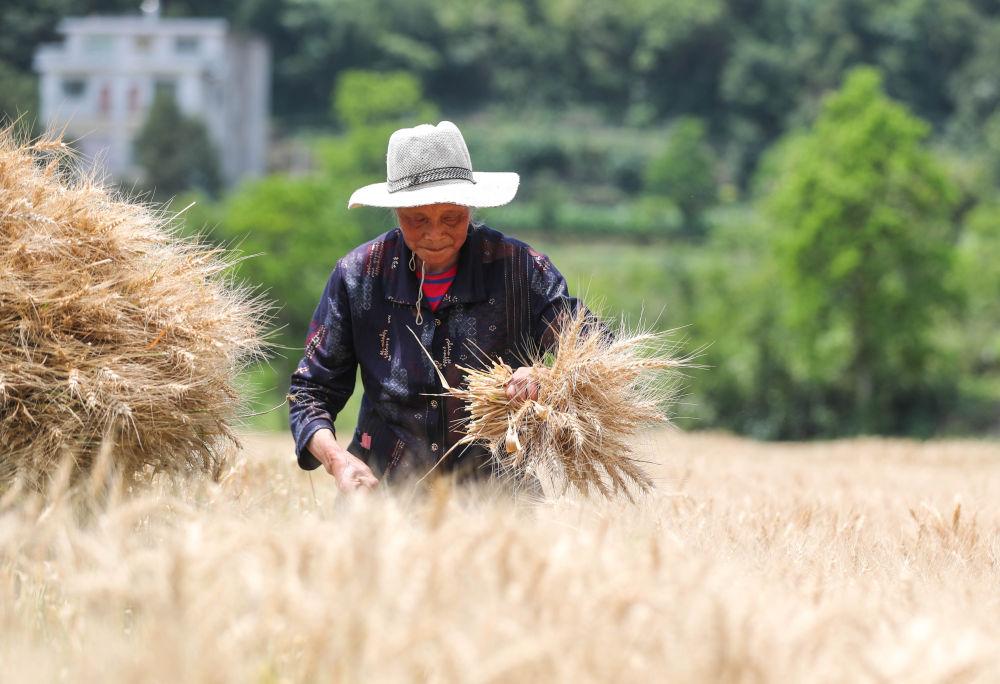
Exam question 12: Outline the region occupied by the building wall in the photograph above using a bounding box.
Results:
[33,15,269,188]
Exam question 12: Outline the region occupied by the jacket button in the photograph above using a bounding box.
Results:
[434,318,441,326]
[430,399,438,408]
[431,443,439,452]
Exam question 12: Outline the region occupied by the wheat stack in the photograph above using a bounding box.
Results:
[433,309,693,498]
[0,129,268,489]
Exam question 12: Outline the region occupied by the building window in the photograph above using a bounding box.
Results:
[175,36,200,54]
[99,84,112,116]
[62,78,87,98]
[128,83,141,113]
[83,34,115,54]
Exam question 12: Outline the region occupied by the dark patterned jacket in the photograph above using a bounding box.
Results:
[288,222,579,480]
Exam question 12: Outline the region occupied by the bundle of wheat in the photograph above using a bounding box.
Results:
[0,130,268,489]
[426,309,693,498]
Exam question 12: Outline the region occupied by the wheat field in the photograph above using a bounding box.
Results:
[2,429,999,683]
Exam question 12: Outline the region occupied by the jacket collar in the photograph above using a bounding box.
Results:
[383,224,488,309]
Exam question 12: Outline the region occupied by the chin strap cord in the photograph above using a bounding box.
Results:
[410,253,426,325]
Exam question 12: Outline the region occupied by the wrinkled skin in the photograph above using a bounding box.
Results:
[395,203,471,272]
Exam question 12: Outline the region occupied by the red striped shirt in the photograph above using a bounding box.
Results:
[421,265,457,311]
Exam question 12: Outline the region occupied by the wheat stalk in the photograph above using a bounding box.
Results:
[420,309,695,498]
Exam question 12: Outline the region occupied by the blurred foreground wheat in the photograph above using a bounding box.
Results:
[2,430,999,683]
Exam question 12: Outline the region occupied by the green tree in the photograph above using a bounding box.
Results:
[0,1,134,70]
[643,117,716,236]
[0,61,37,133]
[955,201,1000,374]
[219,174,364,339]
[329,69,439,177]
[759,67,959,435]
[188,172,366,418]
[947,20,1000,145]
[134,91,221,199]
[687,208,797,438]
[332,69,437,130]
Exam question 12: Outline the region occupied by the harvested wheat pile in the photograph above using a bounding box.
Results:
[433,310,693,498]
[0,130,267,489]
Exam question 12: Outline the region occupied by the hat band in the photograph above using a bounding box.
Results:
[386,166,475,193]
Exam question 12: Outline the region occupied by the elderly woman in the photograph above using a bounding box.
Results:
[288,121,581,491]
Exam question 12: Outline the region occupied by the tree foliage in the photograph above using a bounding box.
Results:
[330,69,439,176]
[5,1,998,435]
[756,67,959,435]
[644,118,716,236]
[955,201,1000,373]
[5,0,1000,186]
[220,174,364,337]
[134,92,220,199]
[947,19,1000,145]
[0,61,37,134]
[332,70,437,130]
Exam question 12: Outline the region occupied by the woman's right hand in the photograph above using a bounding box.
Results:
[307,429,379,493]
[329,452,379,492]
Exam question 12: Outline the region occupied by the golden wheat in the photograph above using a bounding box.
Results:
[0,129,269,488]
[2,430,999,683]
[425,309,694,498]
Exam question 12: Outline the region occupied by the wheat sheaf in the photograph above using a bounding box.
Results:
[420,309,695,498]
[0,129,268,489]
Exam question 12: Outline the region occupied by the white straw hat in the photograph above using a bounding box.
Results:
[347,121,519,209]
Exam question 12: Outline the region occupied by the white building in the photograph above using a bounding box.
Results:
[33,12,269,187]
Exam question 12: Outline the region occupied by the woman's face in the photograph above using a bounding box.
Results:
[395,203,471,272]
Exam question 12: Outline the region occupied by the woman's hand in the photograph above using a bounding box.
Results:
[329,452,380,493]
[306,429,379,493]
[505,366,540,403]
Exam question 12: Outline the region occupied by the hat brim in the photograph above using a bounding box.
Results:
[347,172,519,209]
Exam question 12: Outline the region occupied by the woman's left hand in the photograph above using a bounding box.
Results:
[505,366,540,403]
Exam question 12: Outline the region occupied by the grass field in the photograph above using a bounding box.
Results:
[3,430,999,682]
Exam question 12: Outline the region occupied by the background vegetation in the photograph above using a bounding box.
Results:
[2,0,998,438]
